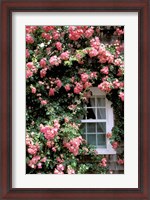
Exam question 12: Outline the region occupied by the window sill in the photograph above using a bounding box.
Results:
[96,148,116,155]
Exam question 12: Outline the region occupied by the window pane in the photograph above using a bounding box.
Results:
[81,134,86,140]
[87,108,96,119]
[97,97,105,107]
[90,98,95,107]
[97,134,106,146]
[87,123,96,133]
[97,122,106,132]
[87,134,96,145]
[87,98,95,107]
[97,108,106,119]
[81,123,86,133]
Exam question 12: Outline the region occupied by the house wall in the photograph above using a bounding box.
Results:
[106,144,124,174]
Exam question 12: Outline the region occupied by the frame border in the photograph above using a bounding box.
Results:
[0,0,149,199]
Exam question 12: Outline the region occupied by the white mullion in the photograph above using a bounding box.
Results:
[81,119,106,123]
[95,96,98,146]
[95,96,97,120]
[85,122,87,141]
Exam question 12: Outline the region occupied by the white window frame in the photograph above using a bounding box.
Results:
[81,87,116,155]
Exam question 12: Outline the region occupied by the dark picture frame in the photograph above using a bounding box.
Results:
[0,0,149,199]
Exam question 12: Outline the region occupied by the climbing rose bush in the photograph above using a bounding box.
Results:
[26,26,124,174]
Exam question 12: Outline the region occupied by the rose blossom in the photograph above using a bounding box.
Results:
[90,37,100,50]
[37,162,42,169]
[52,146,57,152]
[49,88,55,96]
[26,62,34,69]
[64,84,71,92]
[99,157,107,167]
[26,34,34,44]
[119,92,124,101]
[84,27,94,38]
[112,141,118,149]
[67,166,75,174]
[100,66,109,75]
[52,30,60,40]
[90,72,97,79]
[98,81,112,93]
[88,48,98,58]
[55,79,62,88]
[40,58,47,68]
[41,32,52,40]
[42,26,55,32]
[41,100,47,105]
[113,79,120,89]
[40,68,47,78]
[81,73,89,83]
[26,70,33,79]
[74,82,83,94]
[117,158,124,165]
[55,42,62,51]
[31,87,36,94]
[26,49,30,58]
[46,140,54,148]
[117,68,124,76]
[106,132,112,138]
[41,157,47,163]
[49,55,61,66]
[54,169,64,174]
[83,82,92,89]
[57,164,65,171]
[60,51,70,60]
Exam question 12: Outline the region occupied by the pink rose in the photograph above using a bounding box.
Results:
[49,88,55,96]
[49,55,61,66]
[26,62,33,69]
[26,70,33,79]
[119,92,124,101]
[27,147,37,155]
[41,157,47,163]
[41,32,52,40]
[98,81,112,93]
[52,31,60,40]
[60,51,70,60]
[26,34,34,44]
[54,169,64,174]
[37,162,42,169]
[100,66,109,75]
[26,49,30,58]
[42,26,55,32]
[83,82,92,89]
[57,164,65,171]
[41,100,47,105]
[64,84,71,92]
[40,58,47,68]
[90,37,100,50]
[117,158,124,165]
[31,87,36,94]
[52,147,57,152]
[55,79,62,88]
[81,73,89,83]
[88,48,98,58]
[74,82,83,94]
[40,69,47,78]
[112,141,118,149]
[84,27,94,38]
[106,132,112,138]
[55,42,62,51]
[67,166,75,174]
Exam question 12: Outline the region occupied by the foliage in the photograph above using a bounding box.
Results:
[26,26,124,174]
